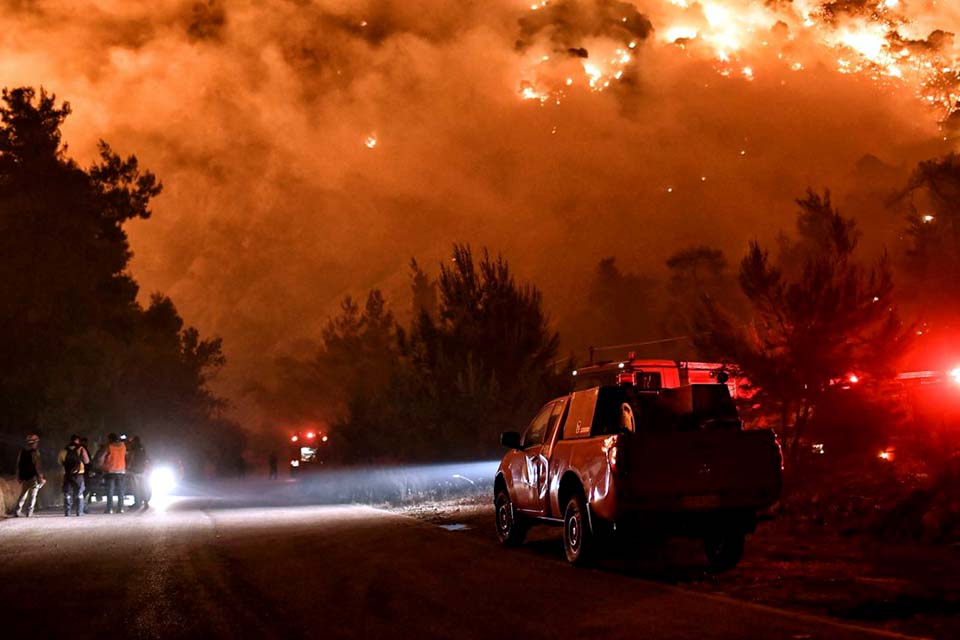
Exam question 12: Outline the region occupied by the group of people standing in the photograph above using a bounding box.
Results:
[14,432,151,517]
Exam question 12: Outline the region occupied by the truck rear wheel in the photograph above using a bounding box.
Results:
[703,530,745,572]
[495,489,527,546]
[563,493,594,566]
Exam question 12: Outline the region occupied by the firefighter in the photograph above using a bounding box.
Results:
[59,435,90,516]
[15,434,45,518]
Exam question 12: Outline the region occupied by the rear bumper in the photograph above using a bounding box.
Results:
[613,494,777,519]
[607,485,780,523]
[623,491,778,513]
[612,506,764,537]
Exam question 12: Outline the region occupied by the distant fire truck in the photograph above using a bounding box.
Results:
[889,367,960,427]
[572,357,747,399]
[287,429,330,473]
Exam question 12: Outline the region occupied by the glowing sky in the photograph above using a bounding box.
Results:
[1,0,957,412]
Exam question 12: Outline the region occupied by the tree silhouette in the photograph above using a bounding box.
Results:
[409,258,437,321]
[261,245,564,461]
[898,154,960,317]
[664,245,741,350]
[562,257,662,359]
[0,87,237,475]
[696,190,907,465]
[404,244,563,457]
[0,87,156,434]
[666,245,728,293]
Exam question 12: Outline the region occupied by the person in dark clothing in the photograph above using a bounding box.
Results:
[59,435,90,516]
[126,436,150,510]
[15,434,45,517]
[80,436,94,505]
[86,438,110,504]
[268,452,278,480]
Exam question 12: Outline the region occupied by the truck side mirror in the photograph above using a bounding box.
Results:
[500,431,522,449]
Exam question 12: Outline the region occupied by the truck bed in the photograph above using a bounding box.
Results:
[619,429,782,512]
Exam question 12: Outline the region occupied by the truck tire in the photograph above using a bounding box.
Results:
[563,493,594,566]
[495,489,527,546]
[703,530,745,572]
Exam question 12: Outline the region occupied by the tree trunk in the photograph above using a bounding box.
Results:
[788,401,811,469]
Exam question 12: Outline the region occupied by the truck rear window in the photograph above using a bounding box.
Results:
[652,385,741,431]
[563,384,742,438]
[592,386,631,436]
[587,384,741,435]
[692,384,738,418]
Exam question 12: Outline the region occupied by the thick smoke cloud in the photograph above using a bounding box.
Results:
[517,0,654,53]
[0,0,955,426]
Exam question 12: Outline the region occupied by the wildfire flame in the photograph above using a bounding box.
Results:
[518,1,960,120]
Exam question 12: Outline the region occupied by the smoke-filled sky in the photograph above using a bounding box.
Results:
[2,0,959,419]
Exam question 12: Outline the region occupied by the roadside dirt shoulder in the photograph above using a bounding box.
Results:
[397,496,960,639]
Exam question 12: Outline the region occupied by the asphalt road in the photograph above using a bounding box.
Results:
[0,494,921,640]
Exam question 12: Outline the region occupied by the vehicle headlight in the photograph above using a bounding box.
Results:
[150,466,177,497]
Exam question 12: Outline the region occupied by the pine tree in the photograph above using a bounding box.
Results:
[697,191,907,464]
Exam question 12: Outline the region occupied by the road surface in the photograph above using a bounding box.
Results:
[0,494,920,640]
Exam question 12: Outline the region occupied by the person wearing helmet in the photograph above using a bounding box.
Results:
[15,434,45,517]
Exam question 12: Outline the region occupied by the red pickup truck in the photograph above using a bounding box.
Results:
[494,383,782,569]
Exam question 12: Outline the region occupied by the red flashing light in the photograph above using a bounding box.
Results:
[290,435,298,443]
[321,435,329,443]
[950,367,960,384]
[306,431,316,439]
[848,374,859,384]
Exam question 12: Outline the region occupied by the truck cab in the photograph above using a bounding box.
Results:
[494,383,782,570]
